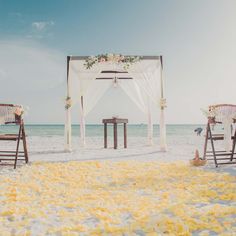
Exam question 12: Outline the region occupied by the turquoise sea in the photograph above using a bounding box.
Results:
[0,124,205,137]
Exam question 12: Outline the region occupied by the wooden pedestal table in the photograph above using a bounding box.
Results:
[102,118,128,149]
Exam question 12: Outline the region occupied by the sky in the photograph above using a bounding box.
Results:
[0,0,235,124]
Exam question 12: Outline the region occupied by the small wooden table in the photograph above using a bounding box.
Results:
[102,118,128,149]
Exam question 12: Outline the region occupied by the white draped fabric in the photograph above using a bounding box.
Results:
[128,61,161,107]
[69,61,103,146]
[213,105,236,151]
[65,57,167,151]
[118,79,154,145]
[127,60,166,149]
[80,80,113,146]
[64,66,72,151]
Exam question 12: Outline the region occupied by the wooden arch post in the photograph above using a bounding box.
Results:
[159,56,167,151]
[65,56,72,151]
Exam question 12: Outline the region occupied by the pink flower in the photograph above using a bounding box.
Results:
[99,57,106,62]
[14,107,23,116]
[119,55,125,62]
[114,54,121,62]
[107,54,114,61]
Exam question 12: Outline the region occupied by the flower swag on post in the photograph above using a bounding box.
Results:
[159,98,167,109]
[84,54,141,70]
[201,106,217,124]
[14,105,24,123]
[14,106,24,117]
[65,96,72,109]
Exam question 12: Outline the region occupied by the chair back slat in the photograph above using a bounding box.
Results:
[209,104,236,123]
[0,103,28,169]
[0,104,23,125]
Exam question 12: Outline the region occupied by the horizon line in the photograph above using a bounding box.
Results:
[23,123,205,125]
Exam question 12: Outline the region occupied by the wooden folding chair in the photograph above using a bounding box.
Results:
[203,104,236,167]
[0,104,28,169]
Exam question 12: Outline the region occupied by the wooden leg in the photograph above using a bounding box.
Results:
[22,125,29,163]
[230,131,236,161]
[208,123,218,167]
[114,123,117,149]
[203,124,209,159]
[104,123,107,148]
[124,123,127,148]
[14,125,22,169]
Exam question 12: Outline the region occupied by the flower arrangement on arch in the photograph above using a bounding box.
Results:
[159,98,167,109]
[201,106,217,117]
[65,96,72,109]
[84,53,141,70]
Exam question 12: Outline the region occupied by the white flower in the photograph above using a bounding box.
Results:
[114,54,121,62]
[65,97,72,109]
[160,98,167,108]
[107,53,114,61]
[201,107,217,118]
[14,106,24,116]
[85,54,140,70]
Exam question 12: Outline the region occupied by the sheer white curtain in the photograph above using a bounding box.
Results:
[214,106,236,151]
[80,80,112,146]
[118,78,154,145]
[128,60,167,150]
[69,62,118,147]
[130,61,161,107]
[82,80,113,116]
[118,79,146,113]
[64,63,72,151]
[67,61,102,148]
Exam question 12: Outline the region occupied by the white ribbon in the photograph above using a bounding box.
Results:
[215,109,236,151]
[222,117,233,152]
[0,116,5,125]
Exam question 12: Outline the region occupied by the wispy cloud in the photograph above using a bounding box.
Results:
[32,21,54,31]
[27,21,55,39]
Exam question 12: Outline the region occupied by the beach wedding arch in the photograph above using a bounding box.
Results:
[64,54,167,152]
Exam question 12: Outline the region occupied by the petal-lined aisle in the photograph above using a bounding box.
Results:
[0,161,235,235]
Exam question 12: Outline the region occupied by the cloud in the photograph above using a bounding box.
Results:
[32,21,54,31]
[28,21,55,39]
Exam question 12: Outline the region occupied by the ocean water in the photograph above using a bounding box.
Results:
[0,124,206,137]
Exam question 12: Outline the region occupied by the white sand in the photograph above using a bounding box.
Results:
[28,135,201,162]
[1,134,236,175]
